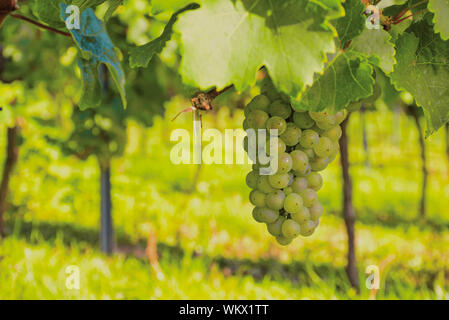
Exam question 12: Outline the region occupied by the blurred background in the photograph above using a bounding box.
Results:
[1,0,449,300]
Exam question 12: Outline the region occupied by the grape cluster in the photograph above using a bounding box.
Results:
[243,80,347,246]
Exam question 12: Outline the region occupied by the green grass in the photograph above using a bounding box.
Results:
[1,98,449,299]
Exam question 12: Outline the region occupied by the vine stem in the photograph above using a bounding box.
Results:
[393,9,428,25]
[10,13,72,38]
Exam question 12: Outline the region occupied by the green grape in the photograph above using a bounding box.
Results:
[296,145,315,160]
[246,170,259,189]
[299,220,316,237]
[299,188,318,207]
[246,94,270,114]
[281,219,301,238]
[290,150,309,172]
[310,156,329,171]
[322,125,342,141]
[316,120,336,131]
[266,190,286,210]
[280,123,301,146]
[252,207,264,223]
[314,137,334,158]
[266,116,287,135]
[277,152,293,174]
[295,164,311,177]
[247,110,269,129]
[268,100,292,119]
[267,216,285,237]
[283,186,293,195]
[293,112,315,129]
[308,110,329,122]
[259,207,279,223]
[309,202,323,221]
[290,206,310,224]
[257,175,276,193]
[268,173,290,189]
[276,235,293,246]
[249,190,266,207]
[266,137,286,156]
[335,109,347,124]
[291,177,308,193]
[283,193,304,214]
[306,172,323,191]
[299,129,319,149]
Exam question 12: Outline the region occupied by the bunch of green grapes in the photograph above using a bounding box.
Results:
[243,79,347,246]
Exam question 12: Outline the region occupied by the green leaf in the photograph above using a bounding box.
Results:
[129,3,199,68]
[104,0,122,21]
[390,21,449,135]
[350,28,396,74]
[71,0,108,11]
[295,51,375,113]
[333,0,365,48]
[428,0,449,40]
[150,0,199,14]
[61,4,127,109]
[32,0,66,28]
[175,0,343,100]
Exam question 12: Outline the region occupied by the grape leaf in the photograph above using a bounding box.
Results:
[294,51,375,113]
[390,20,449,135]
[150,0,199,14]
[333,0,365,48]
[32,0,66,28]
[71,0,108,11]
[428,0,449,40]
[61,4,126,109]
[129,3,199,68]
[350,28,396,74]
[104,0,122,21]
[175,0,343,100]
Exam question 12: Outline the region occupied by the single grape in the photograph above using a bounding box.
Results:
[293,112,315,129]
[281,219,301,238]
[306,172,323,191]
[268,100,292,119]
[280,123,301,146]
[316,120,336,131]
[299,188,318,207]
[295,145,315,160]
[266,190,286,210]
[335,109,347,124]
[276,235,293,246]
[322,125,342,141]
[267,216,285,237]
[294,164,312,177]
[266,137,286,156]
[277,152,293,174]
[309,202,323,221]
[259,207,280,223]
[308,110,329,122]
[290,206,310,224]
[268,173,290,189]
[247,110,269,129]
[290,150,309,172]
[252,207,264,223]
[249,190,266,207]
[246,170,259,189]
[257,175,276,193]
[299,220,316,237]
[299,129,319,149]
[310,157,329,171]
[246,94,270,113]
[283,193,304,214]
[291,177,308,193]
[266,116,287,135]
[314,137,334,158]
